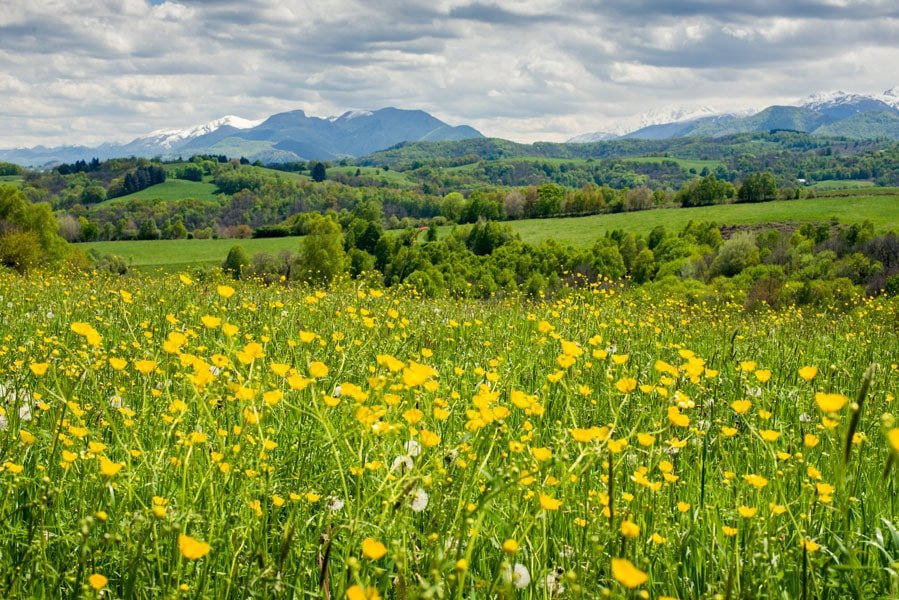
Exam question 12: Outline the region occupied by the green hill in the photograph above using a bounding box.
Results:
[813,111,899,140]
[101,179,221,204]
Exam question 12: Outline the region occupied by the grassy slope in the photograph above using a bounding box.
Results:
[328,166,416,187]
[622,156,723,171]
[0,175,23,186]
[79,237,305,269]
[810,179,876,191]
[100,179,221,204]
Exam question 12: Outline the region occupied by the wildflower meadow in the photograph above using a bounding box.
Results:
[0,271,897,599]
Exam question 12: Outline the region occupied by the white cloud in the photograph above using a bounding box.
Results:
[0,0,896,147]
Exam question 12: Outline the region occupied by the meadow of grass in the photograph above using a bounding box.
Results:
[0,272,897,598]
[101,179,221,204]
[622,156,723,172]
[504,195,899,246]
[810,180,876,191]
[329,166,417,187]
[79,237,305,269]
[0,175,23,186]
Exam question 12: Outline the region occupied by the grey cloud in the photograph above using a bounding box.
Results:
[0,0,896,147]
[448,2,564,25]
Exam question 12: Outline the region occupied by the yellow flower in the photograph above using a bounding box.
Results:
[804,433,820,448]
[816,482,834,502]
[614,377,637,393]
[800,539,820,553]
[739,361,756,372]
[721,426,738,438]
[178,534,211,560]
[889,428,899,453]
[361,537,387,560]
[667,406,690,427]
[88,574,108,590]
[531,447,552,462]
[754,369,772,383]
[19,430,37,445]
[620,520,640,538]
[722,526,738,537]
[677,501,690,513]
[309,361,329,379]
[263,390,283,406]
[29,362,49,376]
[570,426,609,443]
[419,430,441,447]
[743,474,768,489]
[759,430,780,442]
[539,493,562,511]
[738,506,757,519]
[611,558,648,589]
[270,362,291,377]
[502,539,519,554]
[216,285,235,299]
[98,456,124,477]
[815,392,848,413]
[346,585,381,600]
[637,433,655,446]
[109,357,127,370]
[798,366,818,381]
[134,360,157,375]
[402,361,437,387]
[179,273,194,285]
[201,315,222,329]
[730,400,752,414]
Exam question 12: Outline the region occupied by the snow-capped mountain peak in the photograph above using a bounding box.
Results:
[797,88,899,111]
[798,90,863,110]
[880,86,899,108]
[567,105,721,143]
[141,115,264,148]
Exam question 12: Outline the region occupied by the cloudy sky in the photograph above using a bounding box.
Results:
[1,0,897,147]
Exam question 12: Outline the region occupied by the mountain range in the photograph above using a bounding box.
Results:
[3,88,899,168]
[0,108,483,168]
[569,88,899,143]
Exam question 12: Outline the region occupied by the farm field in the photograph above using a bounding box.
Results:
[0,272,896,598]
[811,179,876,191]
[101,179,221,204]
[329,165,417,187]
[80,237,305,269]
[622,156,723,172]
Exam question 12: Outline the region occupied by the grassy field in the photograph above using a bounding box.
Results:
[79,237,304,269]
[329,165,417,187]
[0,271,896,598]
[811,179,876,191]
[0,175,23,186]
[622,156,723,172]
[504,194,899,247]
[101,179,221,204]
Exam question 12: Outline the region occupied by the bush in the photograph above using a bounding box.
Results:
[253,225,292,238]
[710,233,760,277]
[223,245,250,280]
[0,230,42,273]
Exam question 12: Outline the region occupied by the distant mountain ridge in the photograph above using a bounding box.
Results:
[0,108,483,168]
[569,88,899,142]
